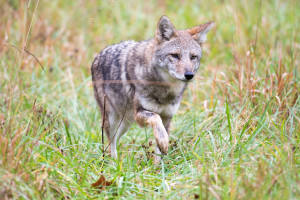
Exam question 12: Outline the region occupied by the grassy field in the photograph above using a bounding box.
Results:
[0,0,299,199]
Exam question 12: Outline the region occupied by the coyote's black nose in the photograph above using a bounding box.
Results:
[184,72,194,80]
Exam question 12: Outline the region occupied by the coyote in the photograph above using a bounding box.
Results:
[91,16,213,163]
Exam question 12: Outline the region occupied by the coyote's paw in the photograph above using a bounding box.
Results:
[155,127,169,155]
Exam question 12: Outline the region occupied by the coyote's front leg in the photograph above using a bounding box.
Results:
[135,110,169,162]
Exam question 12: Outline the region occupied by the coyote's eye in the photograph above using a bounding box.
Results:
[190,55,198,60]
[170,53,180,60]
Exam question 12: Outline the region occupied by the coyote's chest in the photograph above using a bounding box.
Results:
[139,96,181,118]
[137,81,186,117]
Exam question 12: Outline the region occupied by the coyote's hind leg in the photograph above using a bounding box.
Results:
[107,112,130,159]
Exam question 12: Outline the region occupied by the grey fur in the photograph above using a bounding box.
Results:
[91,16,214,163]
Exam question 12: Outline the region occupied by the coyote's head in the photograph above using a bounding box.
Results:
[153,16,214,82]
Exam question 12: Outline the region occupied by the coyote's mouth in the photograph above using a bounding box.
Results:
[182,79,191,82]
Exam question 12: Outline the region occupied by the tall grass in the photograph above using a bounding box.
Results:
[0,0,299,199]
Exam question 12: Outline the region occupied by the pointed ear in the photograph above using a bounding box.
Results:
[156,16,177,43]
[188,21,214,44]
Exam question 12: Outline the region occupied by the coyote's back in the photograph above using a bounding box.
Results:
[91,16,214,162]
[92,41,136,114]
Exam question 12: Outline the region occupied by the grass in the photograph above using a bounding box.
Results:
[0,0,299,199]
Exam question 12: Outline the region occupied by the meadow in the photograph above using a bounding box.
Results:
[0,0,299,199]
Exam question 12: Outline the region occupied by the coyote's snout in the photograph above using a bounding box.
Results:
[91,16,214,163]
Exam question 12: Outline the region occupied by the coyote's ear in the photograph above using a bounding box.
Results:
[156,16,177,43]
[188,21,214,44]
